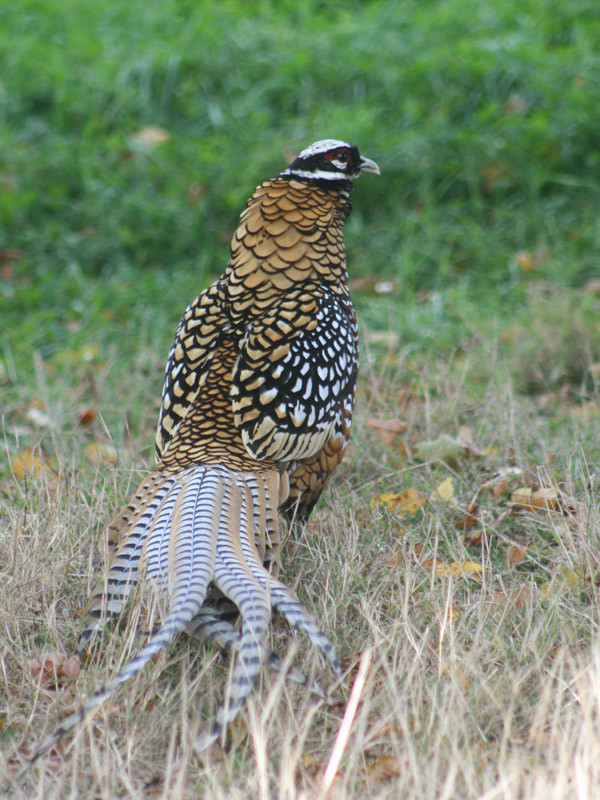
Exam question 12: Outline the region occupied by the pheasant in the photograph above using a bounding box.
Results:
[31,139,380,762]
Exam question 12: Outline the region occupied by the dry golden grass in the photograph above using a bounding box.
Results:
[2,306,599,799]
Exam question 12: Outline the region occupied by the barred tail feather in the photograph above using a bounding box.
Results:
[207,480,272,739]
[186,608,328,701]
[78,473,179,650]
[236,477,342,678]
[31,467,224,763]
[32,465,339,764]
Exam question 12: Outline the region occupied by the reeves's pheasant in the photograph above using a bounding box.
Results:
[32,139,380,760]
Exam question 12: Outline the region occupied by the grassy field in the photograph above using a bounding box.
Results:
[2,0,600,797]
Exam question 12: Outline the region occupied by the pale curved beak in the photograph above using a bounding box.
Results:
[359,156,381,175]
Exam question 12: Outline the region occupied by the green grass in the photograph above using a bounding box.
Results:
[1,0,600,797]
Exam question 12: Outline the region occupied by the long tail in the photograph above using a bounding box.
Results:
[31,466,224,762]
[192,476,339,753]
[31,465,339,763]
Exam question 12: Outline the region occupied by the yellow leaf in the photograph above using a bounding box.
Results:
[430,477,455,504]
[12,448,54,481]
[379,488,427,515]
[539,581,555,600]
[511,486,532,507]
[559,566,581,587]
[428,560,483,579]
[458,560,484,575]
[529,487,560,511]
[541,567,582,599]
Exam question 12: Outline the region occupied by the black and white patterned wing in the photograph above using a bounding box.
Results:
[231,288,358,464]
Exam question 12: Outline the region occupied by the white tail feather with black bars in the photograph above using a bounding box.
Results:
[30,465,340,763]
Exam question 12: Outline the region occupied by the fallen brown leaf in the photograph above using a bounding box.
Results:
[511,487,533,507]
[506,542,528,566]
[26,652,81,690]
[78,408,96,426]
[455,501,479,530]
[529,487,561,511]
[463,529,483,546]
[366,756,404,782]
[366,417,409,446]
[387,548,404,567]
[421,556,446,571]
[484,586,533,612]
[479,474,510,498]
[439,662,470,688]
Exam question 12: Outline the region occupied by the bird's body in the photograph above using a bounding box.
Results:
[32,140,379,761]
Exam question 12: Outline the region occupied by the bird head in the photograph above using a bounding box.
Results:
[280,139,380,183]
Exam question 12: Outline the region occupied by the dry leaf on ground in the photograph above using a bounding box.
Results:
[12,447,55,481]
[511,486,533,507]
[511,486,561,512]
[457,425,485,458]
[479,473,511,497]
[463,529,484,546]
[439,662,470,688]
[365,756,404,782]
[540,566,582,599]
[387,548,404,567]
[366,417,409,446]
[429,477,456,505]
[378,488,427,515]
[455,501,479,529]
[422,558,483,580]
[26,652,81,690]
[506,542,528,566]
[529,487,561,511]
[484,586,534,611]
[78,408,96,426]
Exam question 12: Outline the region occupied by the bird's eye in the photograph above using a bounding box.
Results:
[337,151,349,162]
